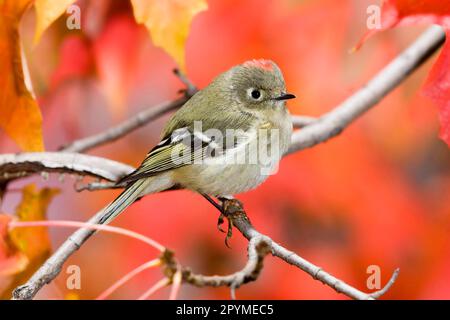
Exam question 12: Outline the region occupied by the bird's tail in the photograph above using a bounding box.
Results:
[96,172,175,225]
[97,179,152,225]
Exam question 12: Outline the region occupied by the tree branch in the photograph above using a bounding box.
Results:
[59,91,314,154]
[218,199,399,300]
[60,97,188,153]
[180,237,270,295]
[60,69,197,153]
[291,115,317,128]
[9,25,445,300]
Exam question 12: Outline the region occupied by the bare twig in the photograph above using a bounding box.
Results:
[10,214,94,299]
[369,268,400,299]
[179,236,271,289]
[75,181,121,192]
[96,237,269,300]
[169,269,183,300]
[60,70,197,153]
[0,119,316,189]
[291,115,317,128]
[60,97,188,153]
[219,199,399,300]
[173,68,197,96]
[96,258,162,300]
[10,25,445,300]
[288,25,446,153]
[137,278,170,300]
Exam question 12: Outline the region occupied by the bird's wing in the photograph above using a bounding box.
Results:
[118,126,252,185]
[118,97,258,185]
[117,127,204,184]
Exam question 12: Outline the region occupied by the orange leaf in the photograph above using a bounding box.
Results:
[131,0,208,71]
[0,184,59,298]
[33,0,77,44]
[0,0,44,151]
[9,185,59,258]
[0,215,28,277]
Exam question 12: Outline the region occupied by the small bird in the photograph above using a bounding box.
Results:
[97,59,295,231]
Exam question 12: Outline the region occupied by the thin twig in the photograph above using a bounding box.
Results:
[291,115,317,128]
[137,278,170,300]
[60,98,188,153]
[0,115,319,192]
[179,236,271,289]
[369,268,400,299]
[75,181,121,192]
[221,199,399,300]
[169,269,183,300]
[96,258,161,300]
[9,220,165,252]
[173,68,197,96]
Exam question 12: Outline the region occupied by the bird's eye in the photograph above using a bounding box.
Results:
[247,88,263,101]
[251,90,261,99]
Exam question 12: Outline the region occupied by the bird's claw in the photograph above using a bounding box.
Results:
[224,218,234,248]
[217,213,226,233]
[217,211,234,247]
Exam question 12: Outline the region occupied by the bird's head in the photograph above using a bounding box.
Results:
[222,59,296,110]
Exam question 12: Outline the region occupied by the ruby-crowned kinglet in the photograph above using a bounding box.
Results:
[98,59,295,224]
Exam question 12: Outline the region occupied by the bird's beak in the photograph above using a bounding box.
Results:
[273,93,296,101]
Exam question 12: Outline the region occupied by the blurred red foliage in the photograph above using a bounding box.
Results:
[357,0,450,145]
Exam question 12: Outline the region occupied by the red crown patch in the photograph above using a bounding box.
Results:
[243,59,274,71]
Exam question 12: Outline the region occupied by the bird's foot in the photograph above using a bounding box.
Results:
[201,193,244,248]
[218,197,244,248]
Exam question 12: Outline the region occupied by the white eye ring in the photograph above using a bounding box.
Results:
[247,88,264,101]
